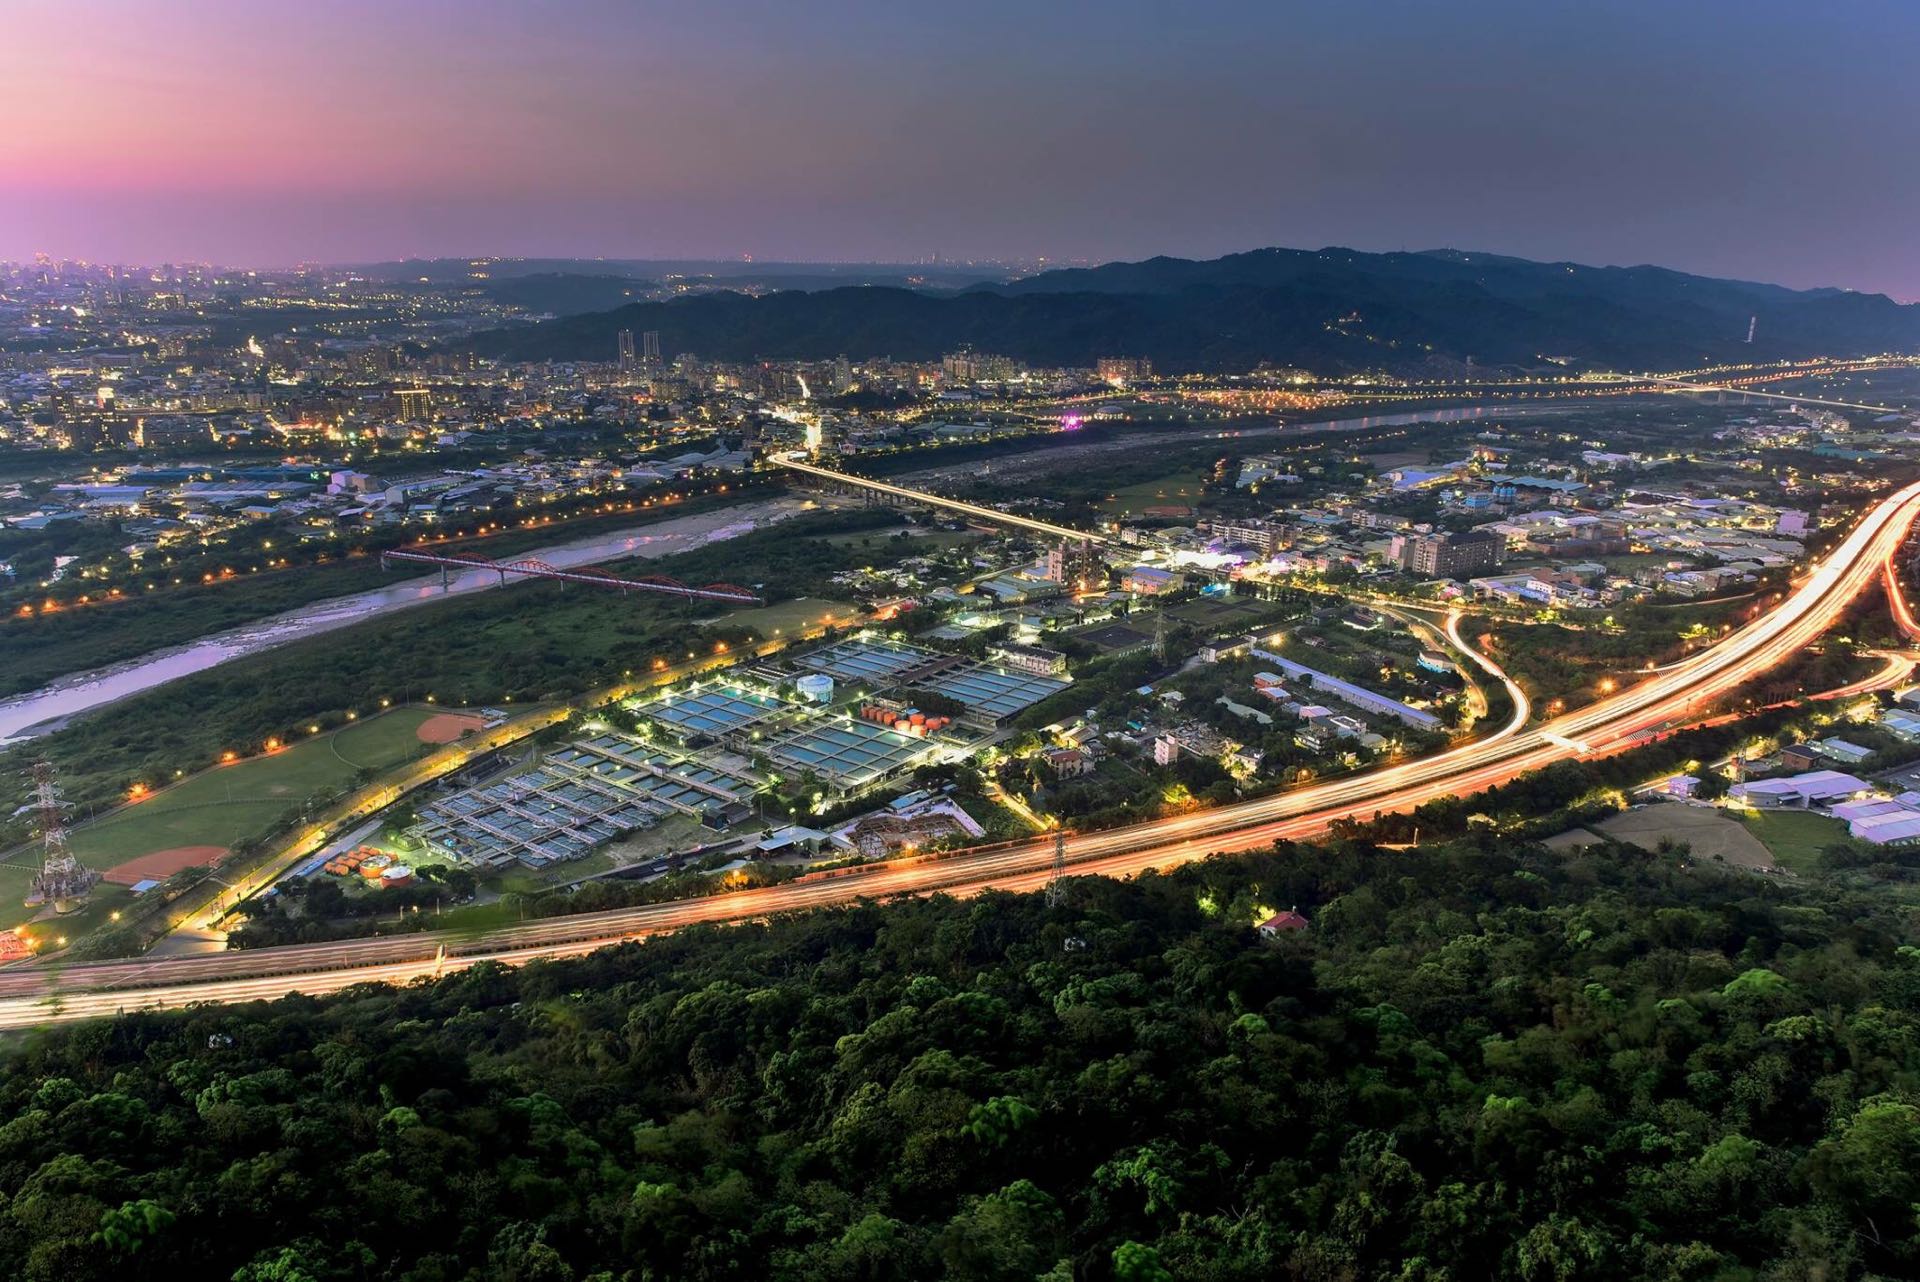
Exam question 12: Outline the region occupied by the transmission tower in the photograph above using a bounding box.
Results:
[1152,610,1169,664]
[1046,830,1068,907]
[25,760,97,913]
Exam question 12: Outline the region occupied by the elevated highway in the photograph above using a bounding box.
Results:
[5,478,1920,1027]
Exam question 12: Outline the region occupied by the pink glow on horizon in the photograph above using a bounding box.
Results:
[0,0,1915,299]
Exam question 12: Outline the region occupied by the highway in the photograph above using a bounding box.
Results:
[4,476,1919,1028]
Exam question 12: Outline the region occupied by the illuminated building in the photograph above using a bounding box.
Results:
[1390,530,1505,578]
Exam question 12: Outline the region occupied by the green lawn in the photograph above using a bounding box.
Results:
[1737,809,1851,874]
[0,707,448,924]
[1096,470,1206,517]
[326,707,455,771]
[1166,596,1277,628]
[709,597,860,639]
[490,850,618,896]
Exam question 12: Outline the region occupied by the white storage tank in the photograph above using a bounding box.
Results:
[796,673,835,704]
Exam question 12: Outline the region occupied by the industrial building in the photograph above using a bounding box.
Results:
[1249,650,1443,730]
[410,731,757,869]
[409,632,1073,871]
[794,636,1070,727]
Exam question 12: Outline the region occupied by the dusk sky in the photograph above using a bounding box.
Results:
[4,0,1918,296]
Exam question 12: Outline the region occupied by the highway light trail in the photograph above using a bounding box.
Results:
[5,480,1919,1027]
[1885,553,1920,642]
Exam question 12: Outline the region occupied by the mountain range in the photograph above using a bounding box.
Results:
[461,246,1920,374]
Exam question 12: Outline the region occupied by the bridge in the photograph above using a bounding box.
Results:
[770,452,1108,545]
[380,548,762,604]
[1645,375,1907,416]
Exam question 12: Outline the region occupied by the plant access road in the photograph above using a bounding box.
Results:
[3,477,1919,1028]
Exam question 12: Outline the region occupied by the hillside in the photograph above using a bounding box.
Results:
[462,246,1920,373]
[1,836,1918,1280]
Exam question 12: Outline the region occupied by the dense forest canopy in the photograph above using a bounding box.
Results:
[0,835,1917,1281]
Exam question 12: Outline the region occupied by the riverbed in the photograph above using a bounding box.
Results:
[0,496,813,745]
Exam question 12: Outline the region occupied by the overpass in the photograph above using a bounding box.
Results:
[770,452,1108,545]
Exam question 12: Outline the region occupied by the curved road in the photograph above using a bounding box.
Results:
[6,477,1920,1027]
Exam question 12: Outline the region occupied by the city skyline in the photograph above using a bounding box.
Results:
[4,0,1920,297]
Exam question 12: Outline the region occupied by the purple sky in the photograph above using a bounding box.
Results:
[4,0,1918,297]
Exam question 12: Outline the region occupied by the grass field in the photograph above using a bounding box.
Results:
[1165,596,1279,628]
[1096,470,1206,517]
[1737,809,1850,874]
[710,597,861,638]
[0,706,451,925]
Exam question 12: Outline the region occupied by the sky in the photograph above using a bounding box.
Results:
[3,0,1918,297]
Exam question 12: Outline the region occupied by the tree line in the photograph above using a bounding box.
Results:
[0,830,1917,1279]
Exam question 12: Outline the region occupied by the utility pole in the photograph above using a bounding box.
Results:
[1046,830,1067,908]
[26,760,98,913]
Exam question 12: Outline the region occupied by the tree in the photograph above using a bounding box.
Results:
[1808,1098,1920,1246]
[939,1181,1065,1282]
[963,1095,1037,1149]
[94,1200,174,1254]
[1112,1241,1175,1282]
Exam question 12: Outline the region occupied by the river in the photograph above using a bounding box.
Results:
[0,399,1590,746]
[0,497,813,746]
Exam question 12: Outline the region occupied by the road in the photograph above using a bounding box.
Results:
[4,477,1919,1028]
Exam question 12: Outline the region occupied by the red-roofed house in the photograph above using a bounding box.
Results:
[1257,909,1309,936]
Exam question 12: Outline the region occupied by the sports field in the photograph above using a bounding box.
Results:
[1165,596,1276,628]
[0,706,450,925]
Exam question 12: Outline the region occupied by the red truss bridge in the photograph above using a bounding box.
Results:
[381,548,763,604]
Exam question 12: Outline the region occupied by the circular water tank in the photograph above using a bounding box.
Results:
[796,673,834,704]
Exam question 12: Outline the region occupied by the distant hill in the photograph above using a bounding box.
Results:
[462,246,1920,373]
[475,273,657,316]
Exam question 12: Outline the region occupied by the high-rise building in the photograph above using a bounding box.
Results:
[1096,357,1153,386]
[1390,530,1505,579]
[942,349,1016,381]
[617,329,636,367]
[1201,517,1291,555]
[641,331,662,365]
[394,387,432,420]
[1044,540,1103,585]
